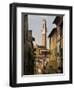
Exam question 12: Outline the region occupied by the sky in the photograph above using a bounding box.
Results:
[28,15,56,49]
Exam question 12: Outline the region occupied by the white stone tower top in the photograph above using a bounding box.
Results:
[41,18,47,34]
[41,17,47,48]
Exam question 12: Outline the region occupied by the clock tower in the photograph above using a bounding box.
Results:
[41,19,47,48]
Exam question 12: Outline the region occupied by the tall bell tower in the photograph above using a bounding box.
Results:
[41,18,47,48]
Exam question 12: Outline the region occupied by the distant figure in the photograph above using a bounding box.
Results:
[24,41,34,75]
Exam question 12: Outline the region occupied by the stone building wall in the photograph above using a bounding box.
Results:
[48,16,63,73]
